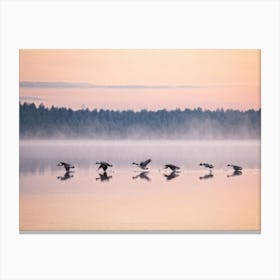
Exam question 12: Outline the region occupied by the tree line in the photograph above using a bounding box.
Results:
[20,103,261,139]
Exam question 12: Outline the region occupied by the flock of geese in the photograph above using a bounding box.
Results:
[57,160,243,182]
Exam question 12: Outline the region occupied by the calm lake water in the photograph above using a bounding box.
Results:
[19,140,261,232]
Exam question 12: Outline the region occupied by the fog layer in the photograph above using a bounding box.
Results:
[20,103,261,139]
[20,140,260,174]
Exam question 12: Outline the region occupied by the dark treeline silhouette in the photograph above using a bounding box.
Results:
[20,103,261,139]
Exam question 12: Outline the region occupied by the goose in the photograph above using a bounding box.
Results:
[227,164,242,171]
[96,161,113,171]
[132,159,151,170]
[164,164,180,172]
[57,162,75,172]
[199,163,214,171]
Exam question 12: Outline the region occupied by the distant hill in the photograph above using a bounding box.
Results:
[19,103,261,139]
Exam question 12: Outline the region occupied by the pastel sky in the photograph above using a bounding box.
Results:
[19,49,260,111]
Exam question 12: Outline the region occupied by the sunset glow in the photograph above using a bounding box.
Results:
[19,49,260,110]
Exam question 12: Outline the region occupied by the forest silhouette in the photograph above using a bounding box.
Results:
[20,103,261,139]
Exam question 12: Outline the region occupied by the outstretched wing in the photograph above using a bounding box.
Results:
[234,165,242,170]
[164,164,179,169]
[61,162,73,167]
[142,159,151,167]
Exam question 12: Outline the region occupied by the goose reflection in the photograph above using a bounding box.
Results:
[96,171,112,182]
[132,171,151,182]
[227,170,243,177]
[199,172,214,180]
[164,170,180,181]
[57,171,74,181]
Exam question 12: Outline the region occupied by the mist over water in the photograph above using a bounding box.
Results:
[20,140,260,174]
[20,103,261,140]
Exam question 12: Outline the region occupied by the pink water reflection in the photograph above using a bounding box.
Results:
[20,169,260,231]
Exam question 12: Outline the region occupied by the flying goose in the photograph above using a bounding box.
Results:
[96,161,113,171]
[199,163,214,171]
[57,162,75,172]
[132,159,151,170]
[227,164,242,171]
[164,164,180,172]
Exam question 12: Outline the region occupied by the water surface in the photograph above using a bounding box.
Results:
[20,140,261,231]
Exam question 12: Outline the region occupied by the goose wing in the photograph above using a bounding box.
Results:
[60,162,73,167]
[164,164,178,169]
[233,165,242,170]
[100,161,112,167]
[142,159,151,167]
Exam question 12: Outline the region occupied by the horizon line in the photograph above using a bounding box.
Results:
[19,81,247,90]
[19,101,261,112]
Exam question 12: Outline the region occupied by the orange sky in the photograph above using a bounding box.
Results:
[19,49,260,110]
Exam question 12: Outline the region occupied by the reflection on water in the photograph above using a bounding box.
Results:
[164,170,180,181]
[19,140,260,231]
[199,172,214,180]
[132,171,151,182]
[57,171,74,181]
[227,170,243,178]
[96,171,113,182]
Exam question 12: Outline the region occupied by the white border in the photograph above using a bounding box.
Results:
[1,0,279,279]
